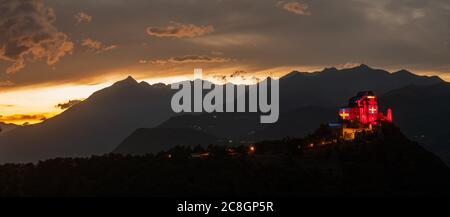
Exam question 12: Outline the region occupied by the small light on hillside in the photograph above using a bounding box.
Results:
[248,145,256,154]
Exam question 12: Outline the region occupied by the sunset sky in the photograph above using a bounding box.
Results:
[1,0,450,124]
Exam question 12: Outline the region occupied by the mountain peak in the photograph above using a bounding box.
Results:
[124,76,137,82]
[319,64,372,74]
[284,71,301,77]
[392,70,444,82]
[113,76,138,87]
[321,67,338,73]
[353,64,372,70]
[151,83,167,88]
[281,71,312,80]
[394,69,414,76]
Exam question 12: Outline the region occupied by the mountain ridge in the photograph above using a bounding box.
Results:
[0,76,176,162]
[0,65,446,163]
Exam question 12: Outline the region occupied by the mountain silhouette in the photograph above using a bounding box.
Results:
[0,65,445,163]
[279,64,443,111]
[379,82,450,165]
[250,106,337,140]
[0,122,19,134]
[1,123,450,196]
[147,106,337,145]
[0,77,176,163]
[115,63,444,155]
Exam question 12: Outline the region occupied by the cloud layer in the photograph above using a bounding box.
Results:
[2,0,450,88]
[81,38,117,53]
[74,12,92,24]
[280,1,311,15]
[0,80,14,87]
[0,0,74,73]
[147,22,214,38]
[0,113,49,124]
[143,55,230,64]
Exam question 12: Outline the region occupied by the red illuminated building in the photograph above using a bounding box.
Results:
[337,91,392,140]
[339,91,392,125]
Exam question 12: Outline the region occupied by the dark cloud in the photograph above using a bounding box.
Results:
[230,70,248,78]
[213,70,261,83]
[147,22,214,38]
[0,0,74,73]
[144,55,230,64]
[74,12,92,24]
[55,99,82,110]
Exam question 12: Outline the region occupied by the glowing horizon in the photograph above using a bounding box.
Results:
[0,65,447,126]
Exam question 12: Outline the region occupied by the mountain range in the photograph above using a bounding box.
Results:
[0,64,447,164]
[115,65,449,164]
[0,77,175,162]
[279,64,442,111]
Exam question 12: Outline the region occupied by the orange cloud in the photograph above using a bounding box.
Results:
[146,22,214,38]
[280,1,311,16]
[337,62,362,69]
[144,55,230,64]
[0,80,14,87]
[0,0,74,73]
[74,12,92,24]
[81,38,118,53]
[0,113,52,125]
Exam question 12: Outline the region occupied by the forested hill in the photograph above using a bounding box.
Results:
[0,123,449,197]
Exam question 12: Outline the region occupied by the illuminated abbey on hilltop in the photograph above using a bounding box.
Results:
[338,91,392,140]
